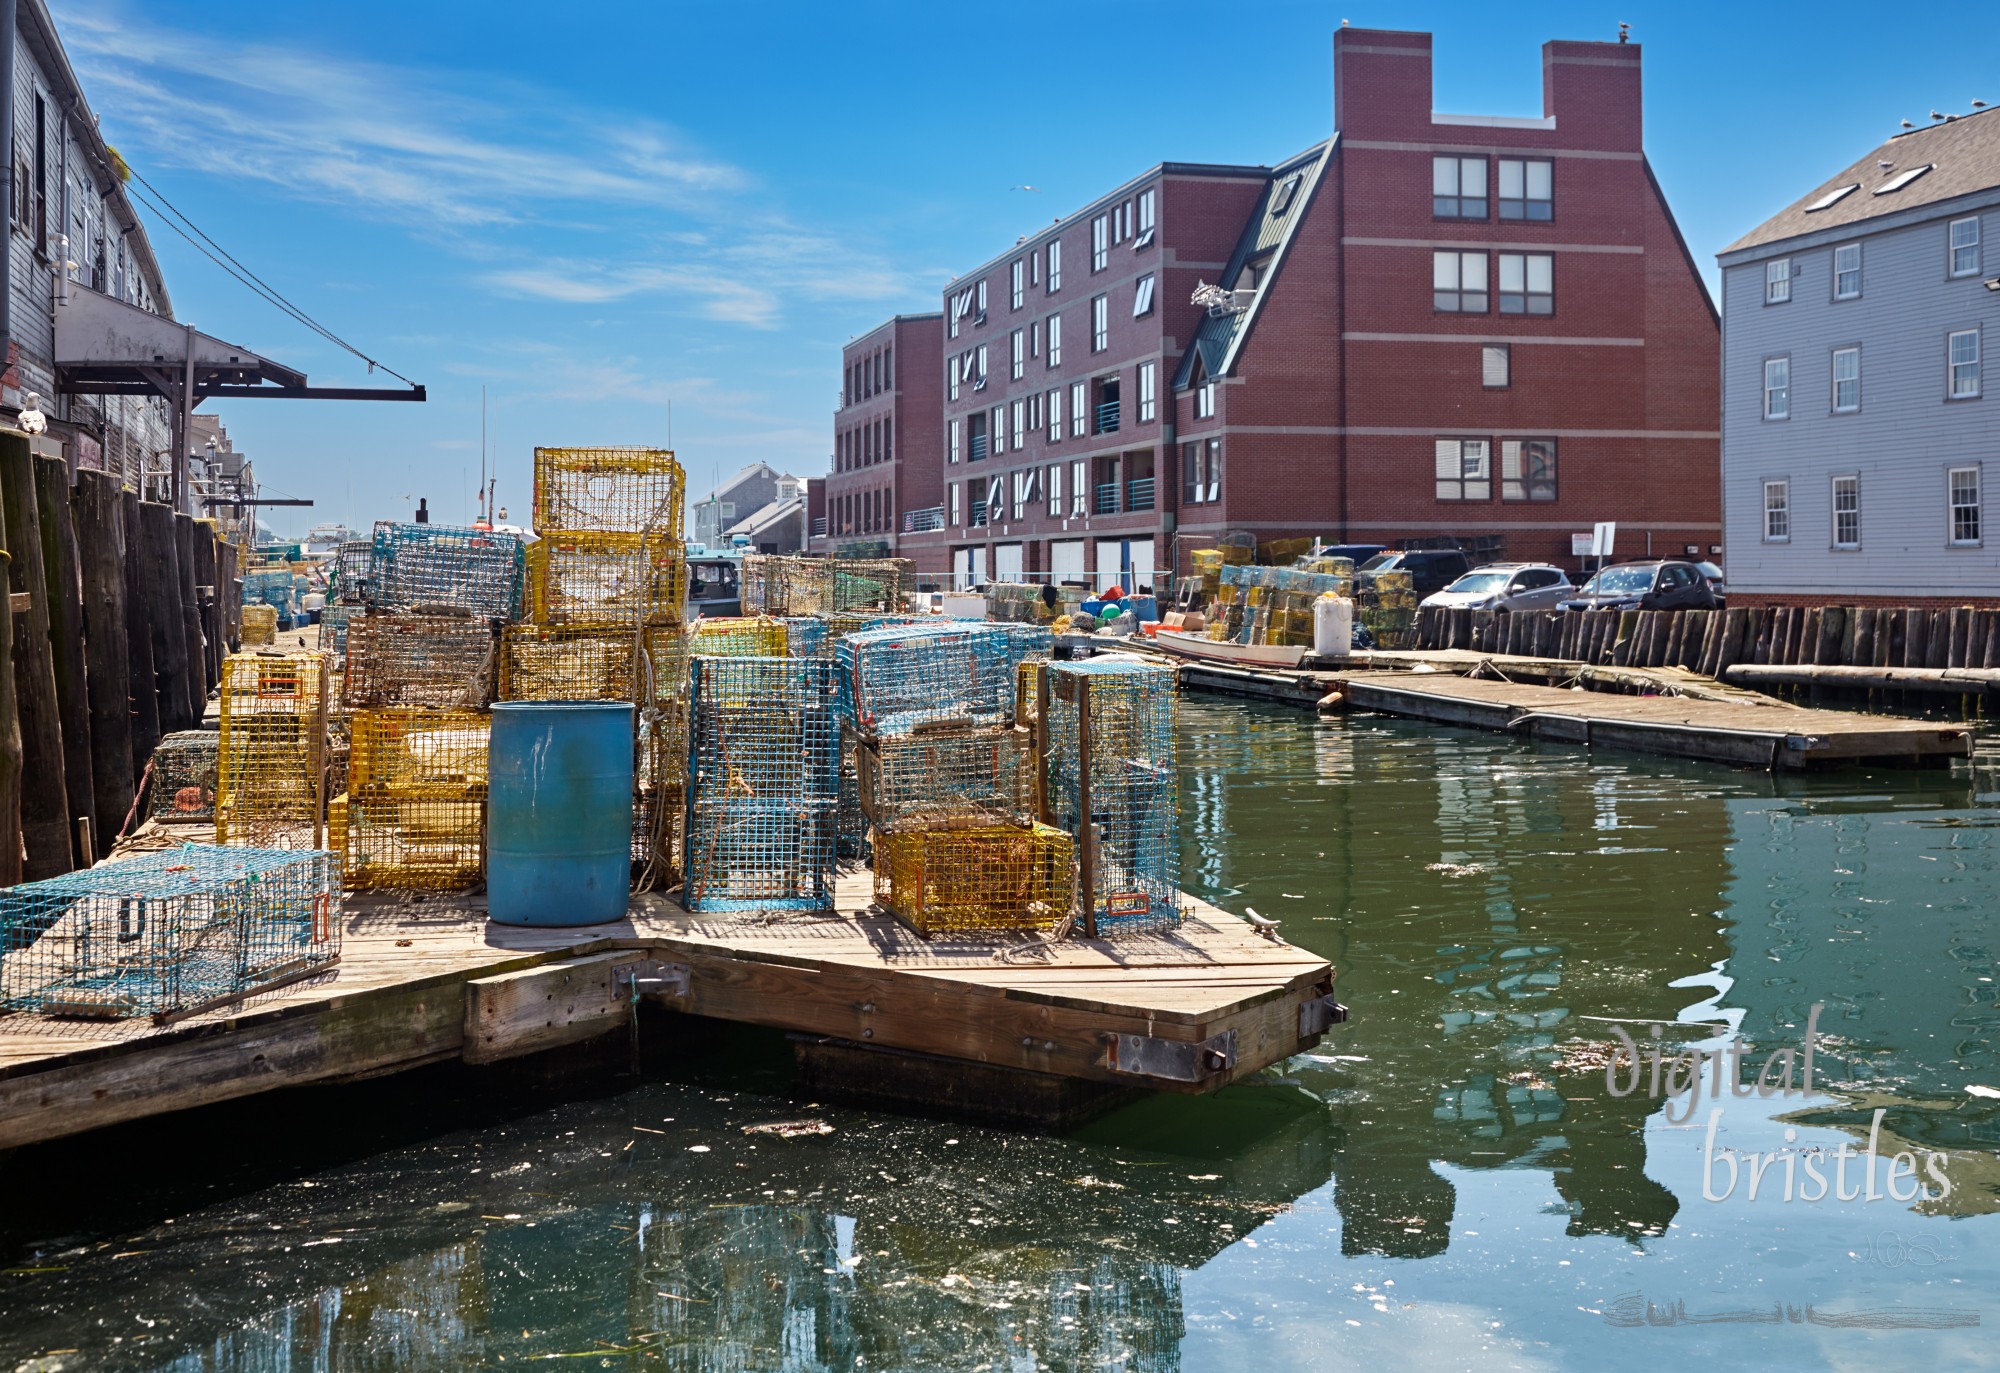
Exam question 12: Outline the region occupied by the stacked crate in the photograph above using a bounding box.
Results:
[149,730,220,824]
[214,651,332,849]
[513,446,690,885]
[742,555,913,617]
[839,622,1065,937]
[344,709,490,890]
[1357,568,1418,647]
[1204,564,1352,648]
[1043,659,1181,935]
[688,616,789,657]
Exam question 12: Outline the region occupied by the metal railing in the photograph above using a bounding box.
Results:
[1094,482,1121,516]
[810,516,828,537]
[1125,477,1155,511]
[1095,400,1120,434]
[969,434,989,461]
[903,506,944,533]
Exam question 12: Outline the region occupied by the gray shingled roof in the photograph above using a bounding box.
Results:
[1722,107,2000,256]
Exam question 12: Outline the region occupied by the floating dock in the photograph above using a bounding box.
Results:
[0,846,1337,1150]
[1321,670,1970,769]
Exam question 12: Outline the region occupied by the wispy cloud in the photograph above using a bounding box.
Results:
[58,2,913,328]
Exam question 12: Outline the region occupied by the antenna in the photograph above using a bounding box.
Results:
[479,385,487,522]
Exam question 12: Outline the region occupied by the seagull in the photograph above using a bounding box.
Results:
[1901,119,1915,129]
[1931,110,1946,121]
[1010,185,1040,193]
[1975,100,1989,109]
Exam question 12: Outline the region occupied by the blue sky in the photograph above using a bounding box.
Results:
[52,1,1993,540]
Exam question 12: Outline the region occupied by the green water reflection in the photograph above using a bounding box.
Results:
[2,700,1997,1370]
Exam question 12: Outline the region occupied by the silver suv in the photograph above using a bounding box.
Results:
[1420,563,1574,613]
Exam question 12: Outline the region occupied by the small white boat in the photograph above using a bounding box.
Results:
[1151,630,1307,669]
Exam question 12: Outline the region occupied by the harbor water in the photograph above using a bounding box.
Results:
[2,698,1997,1369]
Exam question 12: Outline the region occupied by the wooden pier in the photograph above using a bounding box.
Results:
[1321,670,1969,769]
[0,852,1337,1150]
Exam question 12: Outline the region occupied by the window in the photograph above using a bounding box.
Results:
[1048,462,1063,516]
[1949,329,1982,398]
[1432,156,1487,219]
[1138,362,1156,423]
[1204,438,1221,502]
[1030,320,1041,360]
[1091,295,1109,351]
[1872,164,1933,195]
[950,482,961,526]
[1195,380,1215,419]
[1500,438,1556,501]
[1133,273,1155,317]
[975,279,988,321]
[1070,382,1087,437]
[1481,344,1510,388]
[993,405,1007,454]
[1950,217,1981,277]
[1498,253,1552,314]
[1010,329,1025,380]
[1046,388,1062,441]
[968,412,988,461]
[1011,399,1026,450]
[949,418,960,464]
[1832,475,1860,548]
[1806,184,1858,212]
[1269,174,1301,216]
[1950,466,1982,545]
[1832,347,1860,413]
[883,416,893,462]
[1833,243,1861,300]
[1497,158,1552,221]
[1012,468,1035,520]
[1435,438,1490,500]
[1091,214,1108,271]
[1763,356,1790,419]
[1182,441,1203,503]
[1046,313,1062,367]
[1112,201,1129,244]
[1031,251,1040,287]
[1135,188,1155,248]
[1763,480,1789,541]
[949,354,961,402]
[1766,259,1791,304]
[1434,251,1488,313]
[1010,259,1024,310]
[976,344,989,386]
[1070,459,1087,516]
[1048,239,1062,292]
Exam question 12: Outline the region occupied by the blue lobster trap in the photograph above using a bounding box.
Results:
[834,621,1028,737]
[366,521,526,621]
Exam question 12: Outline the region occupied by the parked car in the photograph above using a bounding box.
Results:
[1356,549,1472,598]
[1695,560,1726,607]
[1557,560,1718,612]
[1421,563,1574,613]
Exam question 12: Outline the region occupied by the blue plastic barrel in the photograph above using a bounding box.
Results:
[486,702,634,926]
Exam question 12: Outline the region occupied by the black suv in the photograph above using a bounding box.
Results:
[1557,560,1718,612]
[1356,549,1473,598]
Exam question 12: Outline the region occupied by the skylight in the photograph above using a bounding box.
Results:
[1805,184,1859,212]
[1269,175,1301,216]
[1872,164,1935,195]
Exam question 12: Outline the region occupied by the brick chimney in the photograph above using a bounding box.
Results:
[1332,27,1433,139]
[1541,39,1643,149]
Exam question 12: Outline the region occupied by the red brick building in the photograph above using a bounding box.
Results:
[896,27,1719,585]
[810,314,943,556]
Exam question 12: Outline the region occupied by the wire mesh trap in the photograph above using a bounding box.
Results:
[872,819,1073,938]
[240,604,278,646]
[742,556,913,616]
[855,725,1026,828]
[0,845,340,1021]
[682,657,840,912]
[367,521,526,621]
[343,708,490,891]
[319,602,357,656]
[835,621,1028,737]
[532,447,685,540]
[150,731,220,823]
[340,614,495,710]
[498,624,637,702]
[1044,659,1181,934]
[215,652,331,849]
[689,616,790,658]
[528,532,687,627]
[782,618,829,659]
[634,704,689,886]
[331,540,374,604]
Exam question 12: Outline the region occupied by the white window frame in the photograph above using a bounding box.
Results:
[1069,381,1087,438]
[949,482,961,527]
[1182,440,1203,504]
[1949,217,1981,277]
[1010,328,1024,380]
[1433,250,1488,313]
[1091,214,1108,272]
[949,418,960,464]
[1138,361,1156,423]
[1497,252,1553,315]
[1011,398,1026,451]
[1948,328,1981,399]
[1047,461,1063,517]
[1047,387,1062,442]
[1204,438,1221,502]
[976,279,988,321]
[1434,438,1491,501]
[1832,346,1860,414]
[1766,258,1792,304]
[1832,243,1861,300]
[1762,479,1790,542]
[1195,380,1215,419]
[1949,465,1982,547]
[1832,475,1860,549]
[1481,343,1510,388]
[1133,273,1155,317]
[1070,458,1087,516]
[1763,356,1790,420]
[1496,157,1552,221]
[1046,312,1062,367]
[1010,259,1024,310]
[1091,295,1109,351]
[1047,239,1061,292]
[1030,320,1040,359]
[976,344,988,386]
[1432,156,1487,220]
[992,404,1006,454]
[1135,188,1155,248]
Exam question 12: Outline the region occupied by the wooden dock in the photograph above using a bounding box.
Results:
[0,856,1337,1150]
[1322,671,1970,769]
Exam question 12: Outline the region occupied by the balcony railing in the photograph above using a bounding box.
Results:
[971,504,989,527]
[969,434,989,461]
[1094,482,1121,516]
[1095,401,1121,434]
[903,505,944,533]
[1125,477,1155,511]
[811,516,828,538]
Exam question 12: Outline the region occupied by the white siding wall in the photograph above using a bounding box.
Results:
[1721,199,1999,597]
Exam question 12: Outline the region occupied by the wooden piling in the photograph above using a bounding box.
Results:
[120,491,162,783]
[1852,608,1878,667]
[139,501,194,732]
[34,457,93,852]
[0,436,73,876]
[74,471,133,847]
[173,514,207,717]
